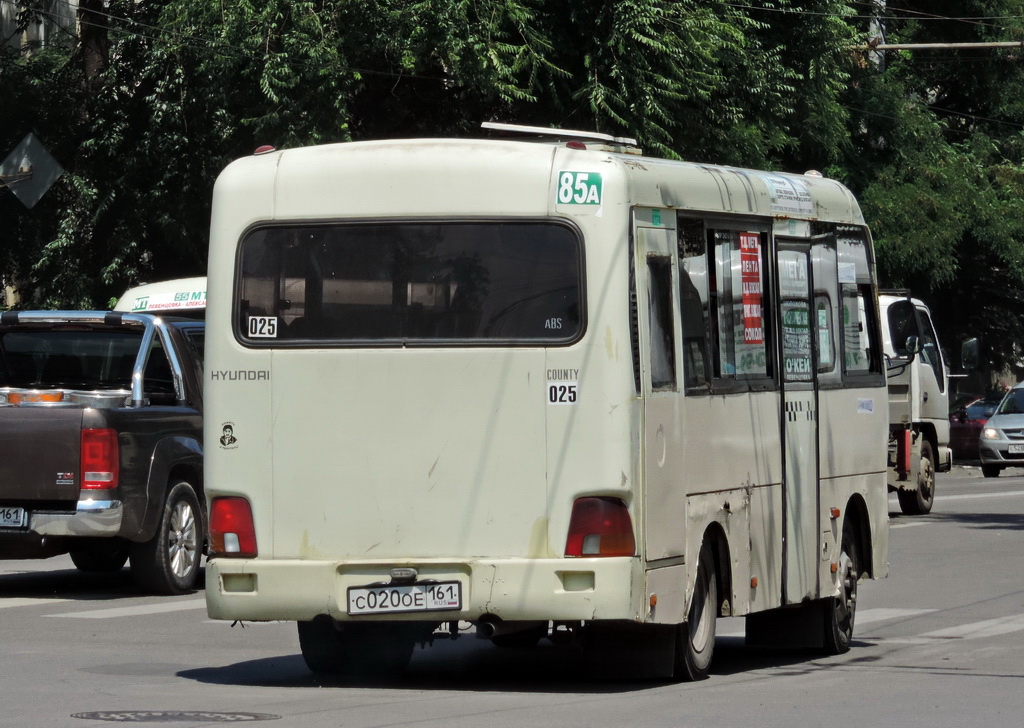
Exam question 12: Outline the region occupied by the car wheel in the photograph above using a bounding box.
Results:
[130,480,203,594]
[69,539,130,573]
[982,464,1002,478]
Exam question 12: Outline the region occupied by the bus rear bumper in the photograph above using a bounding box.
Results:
[205,556,642,624]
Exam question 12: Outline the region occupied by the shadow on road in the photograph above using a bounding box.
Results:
[0,563,206,600]
[178,633,859,694]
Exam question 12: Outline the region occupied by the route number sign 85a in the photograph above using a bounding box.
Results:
[557,172,603,205]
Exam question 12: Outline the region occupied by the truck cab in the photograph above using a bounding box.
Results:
[880,292,951,515]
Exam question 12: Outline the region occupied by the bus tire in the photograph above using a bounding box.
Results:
[674,541,717,681]
[70,539,130,573]
[823,520,859,654]
[297,617,418,677]
[130,480,203,595]
[897,439,935,515]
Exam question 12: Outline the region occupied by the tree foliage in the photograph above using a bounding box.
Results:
[3,1,1024,374]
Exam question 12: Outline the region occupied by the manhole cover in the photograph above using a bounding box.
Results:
[71,711,280,723]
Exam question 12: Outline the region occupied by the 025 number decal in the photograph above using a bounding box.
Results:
[547,382,578,405]
[247,316,278,338]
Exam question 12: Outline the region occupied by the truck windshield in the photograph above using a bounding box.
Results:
[235,221,583,345]
[0,330,142,389]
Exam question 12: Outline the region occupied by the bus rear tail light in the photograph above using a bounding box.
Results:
[565,497,636,557]
[209,497,258,558]
[81,429,119,490]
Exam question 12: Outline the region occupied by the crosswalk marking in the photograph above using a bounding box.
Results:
[43,598,206,619]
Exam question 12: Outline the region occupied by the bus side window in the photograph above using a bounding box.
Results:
[837,225,883,379]
[678,217,711,392]
[710,229,769,382]
[647,256,677,391]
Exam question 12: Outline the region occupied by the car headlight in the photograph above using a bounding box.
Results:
[981,427,1001,440]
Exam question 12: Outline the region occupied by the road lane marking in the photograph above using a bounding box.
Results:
[856,608,936,625]
[716,608,934,637]
[937,489,1024,501]
[0,598,72,610]
[43,598,207,619]
[885,614,1024,644]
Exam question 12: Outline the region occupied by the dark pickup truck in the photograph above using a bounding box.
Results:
[0,311,205,594]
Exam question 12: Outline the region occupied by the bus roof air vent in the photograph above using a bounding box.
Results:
[481,122,642,155]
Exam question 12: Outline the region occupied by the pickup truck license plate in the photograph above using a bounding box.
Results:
[1009,444,1024,454]
[0,507,27,528]
[348,582,461,615]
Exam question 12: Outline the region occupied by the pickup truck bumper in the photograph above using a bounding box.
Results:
[28,498,124,537]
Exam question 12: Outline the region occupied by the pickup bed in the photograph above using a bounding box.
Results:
[0,311,205,594]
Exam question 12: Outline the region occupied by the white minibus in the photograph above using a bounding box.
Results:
[203,125,889,681]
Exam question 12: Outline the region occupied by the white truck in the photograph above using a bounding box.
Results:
[880,292,951,515]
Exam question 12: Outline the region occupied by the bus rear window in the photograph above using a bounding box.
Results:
[236,221,583,345]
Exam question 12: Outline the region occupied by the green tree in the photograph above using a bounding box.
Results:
[844,1,1024,371]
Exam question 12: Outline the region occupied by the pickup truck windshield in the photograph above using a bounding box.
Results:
[0,329,142,389]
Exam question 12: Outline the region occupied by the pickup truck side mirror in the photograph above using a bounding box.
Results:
[961,338,979,370]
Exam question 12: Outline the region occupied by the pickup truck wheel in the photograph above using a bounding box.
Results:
[897,439,935,515]
[130,480,202,594]
[69,540,130,573]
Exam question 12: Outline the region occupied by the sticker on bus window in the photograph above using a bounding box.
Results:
[247,316,278,338]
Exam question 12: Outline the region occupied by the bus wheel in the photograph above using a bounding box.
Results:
[823,521,859,654]
[298,618,419,678]
[130,480,203,594]
[674,542,717,681]
[897,439,935,515]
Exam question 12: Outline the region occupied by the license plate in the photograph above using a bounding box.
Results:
[0,506,27,528]
[1009,444,1024,454]
[348,581,462,615]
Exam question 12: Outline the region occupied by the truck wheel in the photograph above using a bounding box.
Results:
[982,464,1001,478]
[897,439,935,515]
[130,480,203,594]
[298,617,418,678]
[673,541,717,681]
[823,520,859,654]
[69,539,130,573]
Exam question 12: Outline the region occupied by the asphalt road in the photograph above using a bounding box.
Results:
[2,464,1022,728]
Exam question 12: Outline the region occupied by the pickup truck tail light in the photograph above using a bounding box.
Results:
[564,497,636,557]
[209,497,258,557]
[81,428,119,490]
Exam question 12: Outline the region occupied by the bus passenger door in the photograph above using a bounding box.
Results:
[777,244,820,603]
[634,221,686,563]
